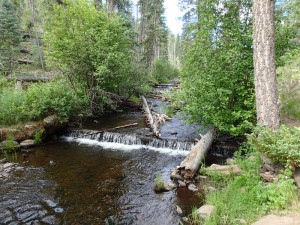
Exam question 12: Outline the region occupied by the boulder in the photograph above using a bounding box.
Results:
[261,155,284,174]
[206,164,242,175]
[22,123,44,139]
[20,139,36,149]
[260,171,278,183]
[188,184,198,192]
[176,205,183,215]
[226,158,236,165]
[293,167,300,188]
[43,114,65,135]
[197,205,216,219]
[0,128,26,141]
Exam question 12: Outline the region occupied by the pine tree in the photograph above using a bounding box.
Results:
[0,0,21,74]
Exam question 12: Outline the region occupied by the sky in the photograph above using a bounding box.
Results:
[132,0,183,35]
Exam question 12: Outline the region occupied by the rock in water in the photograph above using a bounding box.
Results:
[49,160,56,166]
[20,139,36,149]
[176,205,183,215]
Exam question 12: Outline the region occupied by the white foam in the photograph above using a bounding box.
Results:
[62,136,189,156]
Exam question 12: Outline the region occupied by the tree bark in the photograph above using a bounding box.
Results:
[105,92,141,109]
[253,0,280,131]
[141,95,170,137]
[177,127,216,179]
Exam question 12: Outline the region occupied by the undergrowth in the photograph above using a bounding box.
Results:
[191,126,300,225]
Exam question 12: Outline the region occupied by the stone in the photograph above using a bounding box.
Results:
[293,167,300,188]
[188,184,198,192]
[44,199,57,208]
[206,164,242,175]
[41,215,57,225]
[176,205,183,215]
[235,218,247,224]
[195,175,208,180]
[49,160,56,166]
[0,128,26,141]
[261,155,284,174]
[204,186,216,192]
[182,217,189,222]
[260,172,278,183]
[170,131,178,135]
[178,180,186,187]
[3,162,14,169]
[170,168,184,180]
[226,158,236,165]
[154,182,174,192]
[54,207,64,214]
[43,114,65,135]
[20,140,36,149]
[197,205,216,219]
[251,215,300,225]
[22,123,43,139]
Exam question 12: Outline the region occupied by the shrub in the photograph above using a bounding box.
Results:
[0,80,89,125]
[152,58,179,83]
[277,49,300,120]
[247,125,300,170]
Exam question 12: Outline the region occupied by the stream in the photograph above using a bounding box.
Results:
[0,88,237,225]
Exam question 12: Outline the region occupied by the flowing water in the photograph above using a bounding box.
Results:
[0,90,237,225]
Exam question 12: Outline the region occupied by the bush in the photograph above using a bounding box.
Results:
[0,80,88,125]
[277,49,300,120]
[247,125,300,170]
[202,153,298,225]
[152,58,179,83]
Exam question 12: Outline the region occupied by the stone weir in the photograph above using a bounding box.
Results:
[64,129,196,152]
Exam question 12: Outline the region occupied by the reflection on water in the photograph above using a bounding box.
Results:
[2,140,203,224]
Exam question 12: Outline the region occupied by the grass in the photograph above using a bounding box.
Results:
[190,150,299,225]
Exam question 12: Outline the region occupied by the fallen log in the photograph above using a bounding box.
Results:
[105,92,141,109]
[17,59,34,64]
[4,77,50,82]
[72,123,138,140]
[141,95,171,137]
[177,127,216,179]
[141,96,160,137]
[154,83,179,88]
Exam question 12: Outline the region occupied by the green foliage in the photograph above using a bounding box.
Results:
[277,49,300,120]
[0,80,88,125]
[202,154,298,225]
[5,131,15,150]
[176,0,256,136]
[152,58,179,83]
[257,170,297,212]
[44,0,146,113]
[176,0,298,136]
[247,125,300,170]
[34,129,43,144]
[0,0,21,71]
[154,174,165,191]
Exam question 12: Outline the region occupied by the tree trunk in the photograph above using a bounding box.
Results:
[29,0,45,74]
[177,127,216,179]
[253,0,280,131]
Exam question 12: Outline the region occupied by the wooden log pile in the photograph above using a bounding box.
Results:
[141,95,171,137]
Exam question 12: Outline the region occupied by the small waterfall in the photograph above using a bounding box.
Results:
[63,129,194,152]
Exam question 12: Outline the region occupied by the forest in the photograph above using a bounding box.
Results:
[0,0,300,224]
